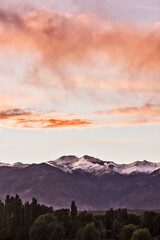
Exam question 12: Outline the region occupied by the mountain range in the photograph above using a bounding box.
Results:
[0,155,160,210]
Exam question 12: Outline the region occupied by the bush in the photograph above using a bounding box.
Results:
[120,224,138,240]
[131,228,152,240]
[76,223,104,240]
[29,213,64,240]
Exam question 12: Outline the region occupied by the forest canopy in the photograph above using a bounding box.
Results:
[0,195,159,240]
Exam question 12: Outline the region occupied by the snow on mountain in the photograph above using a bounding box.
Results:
[119,160,160,175]
[47,156,160,176]
[0,156,160,175]
[0,162,11,167]
[47,155,79,173]
[47,155,107,175]
[12,162,29,168]
[0,162,29,168]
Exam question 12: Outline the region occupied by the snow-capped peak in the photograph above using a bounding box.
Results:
[119,160,160,175]
[0,156,160,176]
[47,155,79,173]
[0,162,11,167]
[0,162,29,168]
[12,162,29,168]
[83,155,105,165]
[47,156,160,176]
[47,155,106,175]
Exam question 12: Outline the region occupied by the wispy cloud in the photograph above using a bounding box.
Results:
[0,7,160,129]
[0,104,159,129]
[107,104,160,117]
[0,108,31,119]
[93,104,160,127]
[0,7,159,88]
[102,119,159,127]
[0,108,92,129]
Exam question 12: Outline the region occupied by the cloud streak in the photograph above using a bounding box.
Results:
[0,108,92,129]
[0,7,159,88]
[107,104,160,117]
[0,104,159,129]
[0,108,31,119]
[93,104,160,127]
[0,7,160,129]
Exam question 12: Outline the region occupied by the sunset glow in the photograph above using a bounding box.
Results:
[0,0,160,163]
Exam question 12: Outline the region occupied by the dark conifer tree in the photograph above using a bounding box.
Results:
[71,201,77,222]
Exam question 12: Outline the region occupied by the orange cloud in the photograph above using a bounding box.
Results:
[0,108,92,129]
[0,108,31,119]
[0,7,159,88]
[107,104,160,117]
[102,119,159,127]
[0,8,160,129]
[92,104,160,127]
[0,105,159,129]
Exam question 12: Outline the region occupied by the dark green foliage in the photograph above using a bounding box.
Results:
[71,201,77,222]
[143,211,157,236]
[76,223,105,240]
[77,211,94,228]
[120,224,138,240]
[0,195,53,240]
[154,236,160,240]
[29,214,64,240]
[104,208,128,239]
[131,228,152,240]
[0,195,160,240]
[126,213,142,226]
[55,209,72,239]
[154,214,160,237]
[71,201,78,238]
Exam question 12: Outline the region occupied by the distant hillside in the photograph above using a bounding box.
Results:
[0,155,160,210]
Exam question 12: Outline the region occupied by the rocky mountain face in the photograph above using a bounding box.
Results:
[47,155,160,175]
[0,155,160,210]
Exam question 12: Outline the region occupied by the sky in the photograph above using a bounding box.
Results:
[0,0,160,164]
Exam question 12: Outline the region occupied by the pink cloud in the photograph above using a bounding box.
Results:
[0,104,159,129]
[107,104,160,117]
[0,8,160,129]
[0,108,92,129]
[0,8,159,86]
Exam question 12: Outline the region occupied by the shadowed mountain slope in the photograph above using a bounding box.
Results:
[0,156,160,210]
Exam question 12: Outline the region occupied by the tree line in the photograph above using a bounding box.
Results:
[0,195,160,239]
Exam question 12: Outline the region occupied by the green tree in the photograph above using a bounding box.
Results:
[131,228,152,240]
[126,213,141,227]
[143,211,156,236]
[29,213,64,240]
[78,211,94,228]
[55,209,72,239]
[76,223,103,240]
[120,224,138,240]
[71,201,77,222]
[71,201,78,238]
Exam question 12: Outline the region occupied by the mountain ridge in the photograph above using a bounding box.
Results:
[1,155,160,176]
[0,155,160,210]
